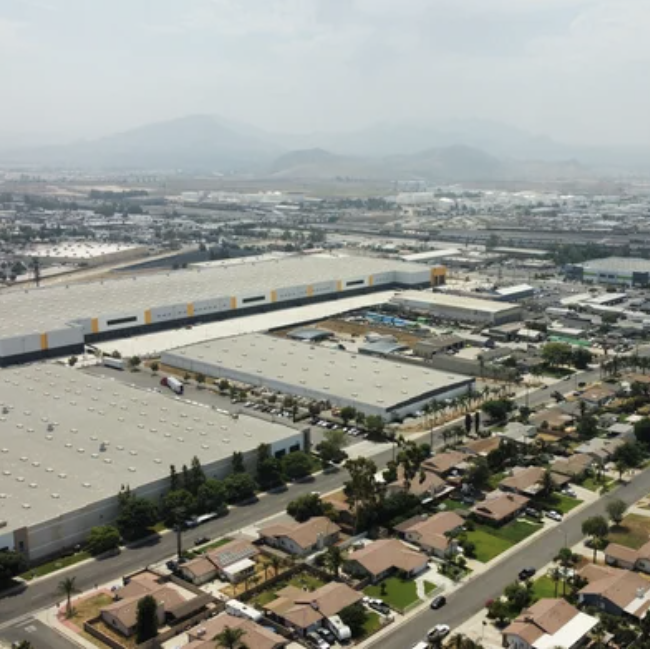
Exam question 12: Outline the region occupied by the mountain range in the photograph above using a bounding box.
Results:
[0,114,647,181]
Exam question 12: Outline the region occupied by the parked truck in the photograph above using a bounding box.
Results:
[160,376,184,395]
[103,356,125,370]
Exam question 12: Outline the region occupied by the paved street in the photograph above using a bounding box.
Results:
[375,470,650,648]
[0,615,80,649]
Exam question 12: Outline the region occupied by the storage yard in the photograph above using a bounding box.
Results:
[0,254,436,366]
[0,365,304,561]
[162,333,475,419]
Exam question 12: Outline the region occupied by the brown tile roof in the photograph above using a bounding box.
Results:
[265,582,362,630]
[551,454,593,477]
[115,571,165,600]
[504,598,582,646]
[463,436,501,457]
[582,385,616,401]
[260,517,340,551]
[182,557,218,581]
[400,512,465,553]
[388,466,446,497]
[422,451,470,475]
[605,543,641,565]
[185,613,285,649]
[500,467,545,494]
[347,539,428,577]
[207,539,258,570]
[579,564,650,618]
[531,408,574,429]
[472,492,529,523]
[102,587,185,631]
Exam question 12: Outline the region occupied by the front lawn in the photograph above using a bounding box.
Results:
[21,551,92,581]
[440,499,467,512]
[249,571,325,608]
[608,514,650,550]
[424,580,438,596]
[362,611,382,638]
[534,493,583,515]
[364,576,420,611]
[487,472,507,491]
[532,575,560,601]
[466,520,542,563]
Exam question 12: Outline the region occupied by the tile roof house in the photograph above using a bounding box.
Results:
[460,436,502,458]
[550,453,595,479]
[531,408,575,438]
[395,512,465,558]
[581,384,616,407]
[386,465,448,500]
[472,492,529,526]
[264,582,362,635]
[345,539,429,584]
[184,613,286,649]
[497,422,537,446]
[578,564,650,620]
[575,438,626,465]
[260,517,341,556]
[499,467,549,497]
[503,598,598,649]
[605,539,650,574]
[180,539,259,585]
[422,451,470,478]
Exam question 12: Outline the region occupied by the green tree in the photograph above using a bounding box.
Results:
[86,525,120,556]
[116,489,159,541]
[218,378,230,392]
[541,469,556,498]
[282,451,313,481]
[257,456,285,491]
[582,515,609,563]
[340,406,357,425]
[150,361,159,373]
[465,458,491,490]
[287,493,329,523]
[195,372,206,387]
[128,355,142,370]
[162,489,196,527]
[481,399,514,422]
[322,545,344,578]
[365,415,386,439]
[58,576,78,618]
[68,355,78,367]
[606,499,627,526]
[487,599,512,626]
[213,626,247,648]
[224,473,258,503]
[344,457,382,531]
[185,456,206,495]
[504,581,532,611]
[541,342,573,368]
[572,347,593,370]
[0,551,28,583]
[339,603,368,639]
[169,464,180,491]
[135,595,159,644]
[196,479,227,515]
[231,451,245,474]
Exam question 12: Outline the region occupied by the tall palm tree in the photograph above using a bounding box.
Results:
[214,626,247,649]
[548,566,563,598]
[269,554,283,578]
[58,576,78,618]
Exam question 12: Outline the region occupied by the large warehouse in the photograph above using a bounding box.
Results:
[0,365,305,561]
[162,334,475,419]
[575,257,650,287]
[390,290,523,325]
[0,255,434,366]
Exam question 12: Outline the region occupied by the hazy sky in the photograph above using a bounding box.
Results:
[1,0,649,145]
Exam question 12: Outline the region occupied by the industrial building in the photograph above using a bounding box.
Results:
[21,242,147,266]
[0,255,435,366]
[401,250,459,264]
[575,257,650,287]
[0,365,305,561]
[494,284,536,302]
[390,291,522,325]
[162,334,475,419]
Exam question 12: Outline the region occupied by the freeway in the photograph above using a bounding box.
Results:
[0,367,600,630]
[376,468,650,649]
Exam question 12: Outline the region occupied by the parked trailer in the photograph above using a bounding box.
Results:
[102,356,125,370]
[160,376,184,395]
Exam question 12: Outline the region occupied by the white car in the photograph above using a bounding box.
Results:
[562,487,578,498]
[545,510,563,522]
[428,624,450,640]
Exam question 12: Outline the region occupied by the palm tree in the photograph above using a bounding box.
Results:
[214,626,247,649]
[548,566,563,598]
[269,554,283,578]
[58,576,78,618]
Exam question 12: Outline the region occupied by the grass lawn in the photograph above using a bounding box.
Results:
[532,576,560,601]
[249,571,325,608]
[608,514,650,549]
[198,537,233,552]
[535,493,583,515]
[466,520,542,563]
[487,472,507,491]
[20,551,92,581]
[362,611,382,638]
[440,499,467,512]
[364,577,420,611]
[152,521,167,533]
[68,593,114,650]
[424,581,438,596]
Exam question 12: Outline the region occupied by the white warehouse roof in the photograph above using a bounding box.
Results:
[392,290,519,314]
[163,333,473,415]
[0,365,301,531]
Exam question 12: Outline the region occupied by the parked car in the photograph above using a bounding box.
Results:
[525,507,542,520]
[319,628,336,644]
[428,624,450,641]
[545,510,563,522]
[307,631,329,649]
[562,486,578,498]
[194,536,210,546]
[430,595,447,610]
[518,567,536,581]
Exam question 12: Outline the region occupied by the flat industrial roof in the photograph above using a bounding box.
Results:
[0,364,300,531]
[0,254,424,336]
[393,290,519,313]
[21,242,142,259]
[164,334,472,411]
[582,257,650,273]
[401,249,459,262]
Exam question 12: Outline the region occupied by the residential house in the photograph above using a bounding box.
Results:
[260,517,341,556]
[497,422,537,447]
[581,385,616,407]
[394,512,465,558]
[606,422,634,438]
[422,451,470,479]
[578,564,650,620]
[605,539,650,574]
[460,436,502,458]
[472,492,530,526]
[180,539,259,585]
[345,539,428,584]
[503,598,598,649]
[386,465,448,501]
[264,582,362,636]
[184,613,286,649]
[531,408,575,439]
[550,454,594,480]
[575,438,625,466]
